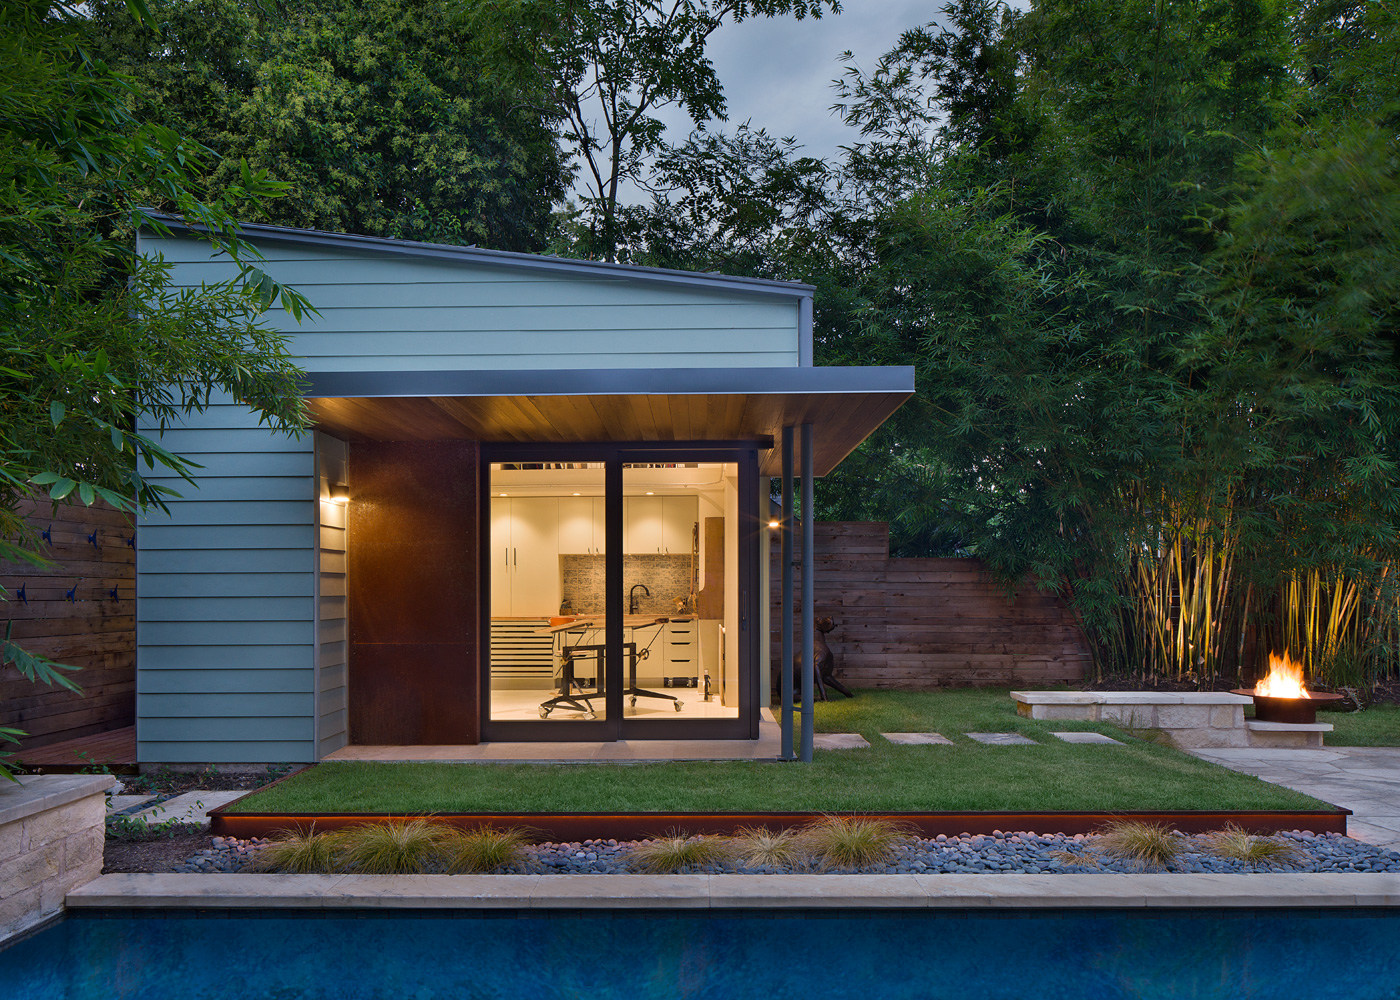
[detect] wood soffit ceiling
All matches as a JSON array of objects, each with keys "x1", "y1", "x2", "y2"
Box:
[{"x1": 308, "y1": 390, "x2": 911, "y2": 477}]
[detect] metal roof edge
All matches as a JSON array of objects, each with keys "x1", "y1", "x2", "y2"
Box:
[
  {"x1": 141, "y1": 211, "x2": 817, "y2": 299},
  {"x1": 303, "y1": 366, "x2": 916, "y2": 400}
]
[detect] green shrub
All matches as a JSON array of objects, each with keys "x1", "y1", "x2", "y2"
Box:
[
  {"x1": 338, "y1": 819, "x2": 450, "y2": 874},
  {"x1": 255, "y1": 826, "x2": 344, "y2": 873},
  {"x1": 731, "y1": 826, "x2": 809, "y2": 869},
  {"x1": 1205, "y1": 825, "x2": 1301, "y2": 866},
  {"x1": 443, "y1": 825, "x2": 533, "y2": 873},
  {"x1": 626, "y1": 831, "x2": 734, "y2": 873},
  {"x1": 800, "y1": 816, "x2": 910, "y2": 870},
  {"x1": 1096, "y1": 820, "x2": 1182, "y2": 869}
]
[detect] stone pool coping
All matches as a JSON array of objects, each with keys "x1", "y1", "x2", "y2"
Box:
[{"x1": 67, "y1": 872, "x2": 1400, "y2": 910}]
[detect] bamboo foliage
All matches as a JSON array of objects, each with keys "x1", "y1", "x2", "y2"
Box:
[
  {"x1": 1118, "y1": 489, "x2": 1243, "y2": 683},
  {"x1": 1275, "y1": 564, "x2": 1400, "y2": 688}
]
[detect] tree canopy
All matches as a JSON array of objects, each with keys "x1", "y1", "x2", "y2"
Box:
[{"x1": 88, "y1": 0, "x2": 568, "y2": 251}]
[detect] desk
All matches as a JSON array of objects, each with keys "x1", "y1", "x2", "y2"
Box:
[{"x1": 537, "y1": 619, "x2": 683, "y2": 719}]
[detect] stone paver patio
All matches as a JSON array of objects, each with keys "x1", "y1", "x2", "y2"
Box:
[{"x1": 1189, "y1": 746, "x2": 1400, "y2": 850}]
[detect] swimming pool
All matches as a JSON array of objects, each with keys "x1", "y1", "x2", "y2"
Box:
[{"x1": 5, "y1": 909, "x2": 1399, "y2": 999}]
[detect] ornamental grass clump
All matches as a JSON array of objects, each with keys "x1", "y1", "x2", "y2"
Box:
[
  {"x1": 626, "y1": 831, "x2": 734, "y2": 873},
  {"x1": 731, "y1": 826, "x2": 809, "y2": 870},
  {"x1": 1096, "y1": 821, "x2": 1182, "y2": 870},
  {"x1": 338, "y1": 818, "x2": 451, "y2": 874},
  {"x1": 443, "y1": 825, "x2": 534, "y2": 873},
  {"x1": 255, "y1": 826, "x2": 343, "y2": 873},
  {"x1": 1205, "y1": 825, "x2": 1302, "y2": 867},
  {"x1": 801, "y1": 816, "x2": 911, "y2": 870}
]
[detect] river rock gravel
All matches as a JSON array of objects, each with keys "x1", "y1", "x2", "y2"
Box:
[{"x1": 171, "y1": 829, "x2": 1400, "y2": 875}]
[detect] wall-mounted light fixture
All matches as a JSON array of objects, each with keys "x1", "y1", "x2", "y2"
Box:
[{"x1": 328, "y1": 481, "x2": 350, "y2": 504}]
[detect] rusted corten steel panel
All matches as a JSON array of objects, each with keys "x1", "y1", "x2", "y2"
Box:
[{"x1": 347, "y1": 440, "x2": 480, "y2": 745}]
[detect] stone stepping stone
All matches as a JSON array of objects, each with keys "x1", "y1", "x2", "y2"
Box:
[
  {"x1": 813, "y1": 733, "x2": 871, "y2": 750},
  {"x1": 966, "y1": 732, "x2": 1037, "y2": 745},
  {"x1": 131, "y1": 789, "x2": 246, "y2": 829},
  {"x1": 1053, "y1": 731, "x2": 1124, "y2": 745},
  {"x1": 882, "y1": 732, "x2": 953, "y2": 746},
  {"x1": 106, "y1": 794, "x2": 156, "y2": 815}
]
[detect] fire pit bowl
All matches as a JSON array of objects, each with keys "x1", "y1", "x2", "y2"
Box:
[{"x1": 1230, "y1": 689, "x2": 1344, "y2": 725}]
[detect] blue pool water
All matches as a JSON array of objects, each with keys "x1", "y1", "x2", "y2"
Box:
[{"x1": 5, "y1": 909, "x2": 1399, "y2": 1000}]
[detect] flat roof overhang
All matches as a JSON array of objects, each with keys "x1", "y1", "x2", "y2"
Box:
[{"x1": 305, "y1": 366, "x2": 914, "y2": 476}]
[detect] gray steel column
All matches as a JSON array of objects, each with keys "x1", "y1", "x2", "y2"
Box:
[
  {"x1": 800, "y1": 422, "x2": 815, "y2": 763},
  {"x1": 780, "y1": 426, "x2": 794, "y2": 760}
]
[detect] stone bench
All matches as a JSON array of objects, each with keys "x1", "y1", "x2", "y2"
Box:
[
  {"x1": 1, "y1": 774, "x2": 110, "y2": 944},
  {"x1": 1010, "y1": 691, "x2": 1254, "y2": 748}
]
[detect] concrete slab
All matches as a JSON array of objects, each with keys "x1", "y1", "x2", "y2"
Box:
[
  {"x1": 106, "y1": 794, "x2": 156, "y2": 815},
  {"x1": 132, "y1": 790, "x2": 246, "y2": 828},
  {"x1": 1052, "y1": 732, "x2": 1123, "y2": 745},
  {"x1": 881, "y1": 733, "x2": 953, "y2": 746},
  {"x1": 1012, "y1": 691, "x2": 1252, "y2": 706},
  {"x1": 966, "y1": 733, "x2": 1037, "y2": 746},
  {"x1": 67, "y1": 872, "x2": 1400, "y2": 911},
  {"x1": 0, "y1": 774, "x2": 112, "y2": 827},
  {"x1": 812, "y1": 733, "x2": 871, "y2": 750}
]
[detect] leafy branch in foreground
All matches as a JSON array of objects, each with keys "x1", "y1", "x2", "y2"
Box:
[{"x1": 1, "y1": 0, "x2": 314, "y2": 778}]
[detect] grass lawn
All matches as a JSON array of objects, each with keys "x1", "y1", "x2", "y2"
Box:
[
  {"x1": 1320, "y1": 703, "x2": 1400, "y2": 746},
  {"x1": 229, "y1": 688, "x2": 1333, "y2": 815}
]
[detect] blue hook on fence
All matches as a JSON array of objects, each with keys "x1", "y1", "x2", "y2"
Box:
[
  {"x1": 126, "y1": 535, "x2": 135, "y2": 549},
  {"x1": 16, "y1": 584, "x2": 26, "y2": 604},
  {"x1": 109, "y1": 587, "x2": 119, "y2": 601},
  {"x1": 65, "y1": 584, "x2": 77, "y2": 603},
  {"x1": 41, "y1": 525, "x2": 51, "y2": 544},
  {"x1": 88, "y1": 531, "x2": 99, "y2": 549}
]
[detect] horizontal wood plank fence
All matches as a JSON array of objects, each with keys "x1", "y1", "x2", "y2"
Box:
[
  {"x1": 1, "y1": 499, "x2": 135, "y2": 747},
  {"x1": 771, "y1": 522, "x2": 1089, "y2": 689}
]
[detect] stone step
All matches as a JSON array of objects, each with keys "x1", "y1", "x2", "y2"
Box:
[
  {"x1": 1052, "y1": 732, "x2": 1123, "y2": 745},
  {"x1": 812, "y1": 733, "x2": 870, "y2": 750},
  {"x1": 105, "y1": 794, "x2": 156, "y2": 815},
  {"x1": 129, "y1": 790, "x2": 246, "y2": 829}
]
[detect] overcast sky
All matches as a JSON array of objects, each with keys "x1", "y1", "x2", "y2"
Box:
[{"x1": 604, "y1": 0, "x2": 942, "y2": 204}]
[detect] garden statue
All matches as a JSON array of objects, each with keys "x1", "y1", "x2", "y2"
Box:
[{"x1": 793, "y1": 616, "x2": 854, "y2": 701}]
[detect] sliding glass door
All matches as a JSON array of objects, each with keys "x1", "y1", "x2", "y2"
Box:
[{"x1": 480, "y1": 445, "x2": 758, "y2": 742}]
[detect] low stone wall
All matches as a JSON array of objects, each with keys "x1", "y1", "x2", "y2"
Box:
[
  {"x1": 1012, "y1": 692, "x2": 1253, "y2": 748},
  {"x1": 0, "y1": 774, "x2": 110, "y2": 942}
]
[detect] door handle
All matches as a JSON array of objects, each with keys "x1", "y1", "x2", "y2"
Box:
[{"x1": 513, "y1": 547, "x2": 517, "y2": 567}]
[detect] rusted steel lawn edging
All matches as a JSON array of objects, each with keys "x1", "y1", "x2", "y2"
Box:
[{"x1": 209, "y1": 807, "x2": 1351, "y2": 840}]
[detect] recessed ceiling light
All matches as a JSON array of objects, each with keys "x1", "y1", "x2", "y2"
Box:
[
  {"x1": 645, "y1": 492, "x2": 654, "y2": 495},
  {"x1": 498, "y1": 493, "x2": 507, "y2": 497},
  {"x1": 572, "y1": 493, "x2": 581, "y2": 496}
]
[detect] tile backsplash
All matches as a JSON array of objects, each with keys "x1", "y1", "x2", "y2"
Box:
[{"x1": 560, "y1": 554, "x2": 694, "y2": 616}]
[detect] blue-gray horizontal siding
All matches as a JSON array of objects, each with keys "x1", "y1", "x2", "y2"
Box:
[
  {"x1": 144, "y1": 236, "x2": 803, "y2": 372},
  {"x1": 137, "y1": 398, "x2": 316, "y2": 763},
  {"x1": 315, "y1": 433, "x2": 349, "y2": 759}
]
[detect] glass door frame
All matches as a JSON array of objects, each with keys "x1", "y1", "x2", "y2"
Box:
[{"x1": 479, "y1": 441, "x2": 761, "y2": 742}]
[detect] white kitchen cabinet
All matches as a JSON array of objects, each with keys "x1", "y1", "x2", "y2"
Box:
[
  {"x1": 490, "y1": 499, "x2": 512, "y2": 616},
  {"x1": 624, "y1": 496, "x2": 665, "y2": 553},
  {"x1": 491, "y1": 497, "x2": 560, "y2": 616},
  {"x1": 662, "y1": 496, "x2": 697, "y2": 555},
  {"x1": 558, "y1": 497, "x2": 597, "y2": 554}
]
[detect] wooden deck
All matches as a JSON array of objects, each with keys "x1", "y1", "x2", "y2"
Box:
[{"x1": 13, "y1": 725, "x2": 137, "y2": 774}]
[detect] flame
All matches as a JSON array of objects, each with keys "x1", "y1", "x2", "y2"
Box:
[{"x1": 1256, "y1": 652, "x2": 1310, "y2": 699}]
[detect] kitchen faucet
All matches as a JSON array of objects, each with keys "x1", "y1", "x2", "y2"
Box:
[{"x1": 629, "y1": 583, "x2": 650, "y2": 614}]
